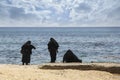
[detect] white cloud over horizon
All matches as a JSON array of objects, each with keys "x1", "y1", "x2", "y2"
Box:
[{"x1": 0, "y1": 0, "x2": 120, "y2": 27}]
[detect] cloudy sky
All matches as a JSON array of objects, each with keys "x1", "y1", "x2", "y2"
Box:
[{"x1": 0, "y1": 0, "x2": 120, "y2": 27}]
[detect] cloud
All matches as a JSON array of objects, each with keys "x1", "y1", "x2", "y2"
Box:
[{"x1": 0, "y1": 0, "x2": 120, "y2": 27}]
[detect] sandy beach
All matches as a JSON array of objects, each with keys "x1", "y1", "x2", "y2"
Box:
[{"x1": 0, "y1": 63, "x2": 119, "y2": 80}]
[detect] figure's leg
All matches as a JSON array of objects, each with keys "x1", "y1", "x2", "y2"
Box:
[
  {"x1": 26, "y1": 55, "x2": 31, "y2": 65},
  {"x1": 53, "y1": 52, "x2": 56, "y2": 62},
  {"x1": 22, "y1": 55, "x2": 25, "y2": 65},
  {"x1": 50, "y1": 50, "x2": 56, "y2": 63},
  {"x1": 26, "y1": 63, "x2": 28, "y2": 65},
  {"x1": 50, "y1": 52, "x2": 53, "y2": 62},
  {"x1": 22, "y1": 62, "x2": 24, "y2": 65}
]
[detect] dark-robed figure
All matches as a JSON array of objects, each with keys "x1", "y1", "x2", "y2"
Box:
[
  {"x1": 48, "y1": 38, "x2": 59, "y2": 63},
  {"x1": 20, "y1": 41, "x2": 36, "y2": 65},
  {"x1": 63, "y1": 49, "x2": 82, "y2": 63}
]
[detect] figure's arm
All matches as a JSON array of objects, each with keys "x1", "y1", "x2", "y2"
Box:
[{"x1": 32, "y1": 45, "x2": 36, "y2": 49}]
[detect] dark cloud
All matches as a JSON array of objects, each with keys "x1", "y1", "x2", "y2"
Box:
[
  {"x1": 6, "y1": 0, "x2": 12, "y2": 4},
  {"x1": 9, "y1": 7, "x2": 25, "y2": 19},
  {"x1": 108, "y1": 7, "x2": 120, "y2": 20},
  {"x1": 53, "y1": 0, "x2": 62, "y2": 3},
  {"x1": 0, "y1": 3, "x2": 38, "y2": 20},
  {"x1": 76, "y1": 3, "x2": 92, "y2": 13},
  {"x1": 0, "y1": 5, "x2": 9, "y2": 19}
]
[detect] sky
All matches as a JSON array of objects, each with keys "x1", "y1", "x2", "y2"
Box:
[{"x1": 0, "y1": 0, "x2": 120, "y2": 27}]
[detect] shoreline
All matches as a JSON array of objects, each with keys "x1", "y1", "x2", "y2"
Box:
[{"x1": 0, "y1": 63, "x2": 120, "y2": 80}]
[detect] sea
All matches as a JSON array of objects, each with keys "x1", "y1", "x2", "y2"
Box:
[{"x1": 0, "y1": 27, "x2": 120, "y2": 64}]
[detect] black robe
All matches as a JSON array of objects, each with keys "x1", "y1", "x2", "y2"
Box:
[
  {"x1": 63, "y1": 50, "x2": 82, "y2": 63},
  {"x1": 48, "y1": 38, "x2": 59, "y2": 62},
  {"x1": 21, "y1": 44, "x2": 35, "y2": 63}
]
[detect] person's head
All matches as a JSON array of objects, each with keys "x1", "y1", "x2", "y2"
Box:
[
  {"x1": 26, "y1": 40, "x2": 31, "y2": 45},
  {"x1": 50, "y1": 38, "x2": 54, "y2": 41}
]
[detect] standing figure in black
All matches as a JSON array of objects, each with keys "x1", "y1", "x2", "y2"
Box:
[
  {"x1": 48, "y1": 38, "x2": 59, "y2": 63},
  {"x1": 20, "y1": 41, "x2": 36, "y2": 65}
]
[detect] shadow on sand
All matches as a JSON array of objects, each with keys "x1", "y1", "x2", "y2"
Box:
[{"x1": 39, "y1": 63, "x2": 120, "y2": 74}]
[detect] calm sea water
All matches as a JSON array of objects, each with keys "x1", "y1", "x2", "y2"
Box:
[{"x1": 0, "y1": 27, "x2": 120, "y2": 64}]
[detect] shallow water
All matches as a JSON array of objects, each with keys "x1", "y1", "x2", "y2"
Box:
[{"x1": 0, "y1": 27, "x2": 120, "y2": 64}]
